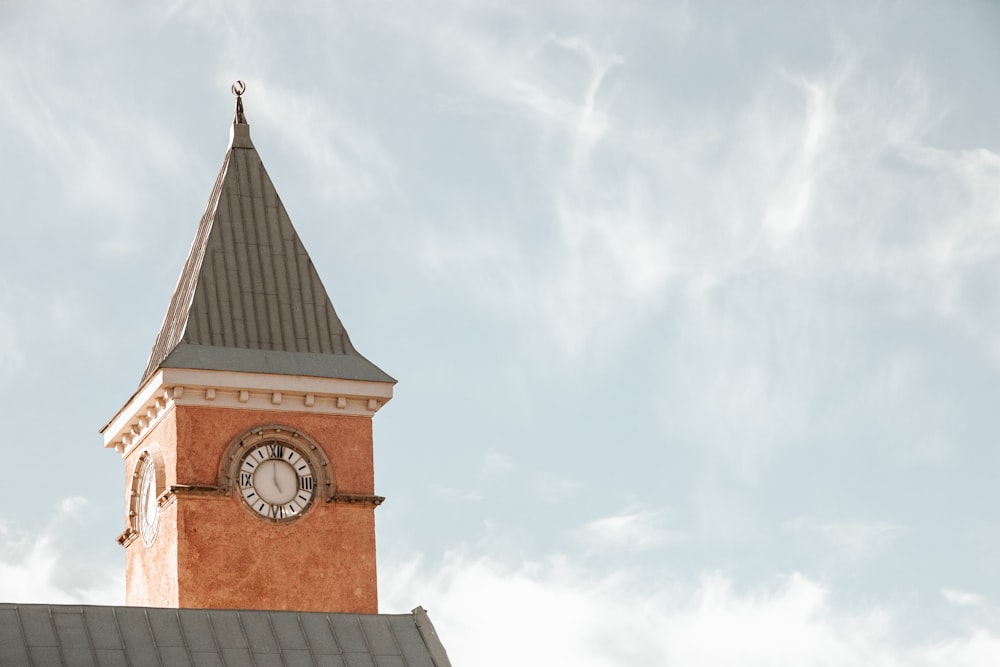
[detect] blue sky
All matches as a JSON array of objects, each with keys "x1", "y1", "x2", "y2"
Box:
[{"x1": 2, "y1": 2, "x2": 1000, "y2": 664}]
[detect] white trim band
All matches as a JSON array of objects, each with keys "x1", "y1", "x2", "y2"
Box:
[{"x1": 102, "y1": 368, "x2": 393, "y2": 457}]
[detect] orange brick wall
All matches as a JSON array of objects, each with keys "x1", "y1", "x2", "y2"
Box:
[
  {"x1": 123, "y1": 404, "x2": 379, "y2": 613},
  {"x1": 174, "y1": 494, "x2": 377, "y2": 612},
  {"x1": 173, "y1": 406, "x2": 375, "y2": 494},
  {"x1": 124, "y1": 411, "x2": 179, "y2": 608}
]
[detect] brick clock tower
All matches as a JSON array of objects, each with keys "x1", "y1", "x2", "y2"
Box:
[{"x1": 101, "y1": 83, "x2": 395, "y2": 614}]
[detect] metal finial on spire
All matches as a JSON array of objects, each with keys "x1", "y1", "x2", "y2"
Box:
[{"x1": 232, "y1": 80, "x2": 247, "y2": 125}]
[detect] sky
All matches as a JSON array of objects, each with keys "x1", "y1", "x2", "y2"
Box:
[{"x1": 1, "y1": 1, "x2": 1000, "y2": 665}]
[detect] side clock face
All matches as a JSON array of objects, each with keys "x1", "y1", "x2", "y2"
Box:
[
  {"x1": 136, "y1": 455, "x2": 159, "y2": 546},
  {"x1": 238, "y1": 441, "x2": 316, "y2": 521}
]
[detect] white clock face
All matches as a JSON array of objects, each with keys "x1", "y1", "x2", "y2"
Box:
[
  {"x1": 238, "y1": 441, "x2": 316, "y2": 521},
  {"x1": 137, "y1": 455, "x2": 159, "y2": 546}
]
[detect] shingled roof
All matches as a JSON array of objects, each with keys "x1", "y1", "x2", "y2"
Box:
[
  {"x1": 141, "y1": 92, "x2": 394, "y2": 388},
  {"x1": 0, "y1": 603, "x2": 452, "y2": 667}
]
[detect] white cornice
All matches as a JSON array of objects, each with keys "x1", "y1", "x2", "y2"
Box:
[{"x1": 101, "y1": 368, "x2": 393, "y2": 457}]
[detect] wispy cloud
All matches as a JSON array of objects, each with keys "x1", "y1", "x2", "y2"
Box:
[
  {"x1": 432, "y1": 20, "x2": 623, "y2": 156},
  {"x1": 248, "y1": 80, "x2": 398, "y2": 206},
  {"x1": 942, "y1": 588, "x2": 985, "y2": 608},
  {"x1": 483, "y1": 450, "x2": 515, "y2": 474},
  {"x1": 0, "y1": 280, "x2": 96, "y2": 387},
  {"x1": 430, "y1": 484, "x2": 485, "y2": 503},
  {"x1": 0, "y1": 65, "x2": 136, "y2": 224},
  {"x1": 786, "y1": 518, "x2": 908, "y2": 563},
  {"x1": 409, "y1": 11, "x2": 1000, "y2": 388},
  {"x1": 0, "y1": 280, "x2": 26, "y2": 385},
  {"x1": 0, "y1": 26, "x2": 202, "y2": 257},
  {"x1": 760, "y1": 72, "x2": 840, "y2": 248},
  {"x1": 577, "y1": 506, "x2": 683, "y2": 551}
]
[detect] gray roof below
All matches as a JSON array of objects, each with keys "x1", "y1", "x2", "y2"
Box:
[{"x1": 0, "y1": 603, "x2": 452, "y2": 667}]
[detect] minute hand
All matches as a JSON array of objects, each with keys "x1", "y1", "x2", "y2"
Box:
[{"x1": 272, "y1": 461, "x2": 282, "y2": 493}]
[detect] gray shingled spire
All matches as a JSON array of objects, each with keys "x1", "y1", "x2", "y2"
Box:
[{"x1": 141, "y1": 84, "x2": 394, "y2": 387}]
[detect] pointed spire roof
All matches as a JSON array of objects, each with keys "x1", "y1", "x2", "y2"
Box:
[{"x1": 140, "y1": 83, "x2": 393, "y2": 387}]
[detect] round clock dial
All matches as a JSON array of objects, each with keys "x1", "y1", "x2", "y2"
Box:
[
  {"x1": 136, "y1": 455, "x2": 159, "y2": 546},
  {"x1": 238, "y1": 440, "x2": 316, "y2": 521}
]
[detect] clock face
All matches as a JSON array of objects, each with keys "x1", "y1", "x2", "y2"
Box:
[
  {"x1": 136, "y1": 455, "x2": 159, "y2": 546},
  {"x1": 238, "y1": 440, "x2": 316, "y2": 521}
]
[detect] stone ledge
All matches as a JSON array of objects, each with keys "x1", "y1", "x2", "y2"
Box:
[
  {"x1": 116, "y1": 527, "x2": 138, "y2": 547},
  {"x1": 329, "y1": 493, "x2": 386, "y2": 507}
]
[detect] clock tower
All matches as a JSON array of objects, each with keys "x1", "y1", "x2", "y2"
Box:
[{"x1": 101, "y1": 83, "x2": 395, "y2": 613}]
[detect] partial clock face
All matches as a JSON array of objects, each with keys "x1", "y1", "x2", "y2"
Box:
[
  {"x1": 238, "y1": 440, "x2": 316, "y2": 521},
  {"x1": 137, "y1": 455, "x2": 159, "y2": 546}
]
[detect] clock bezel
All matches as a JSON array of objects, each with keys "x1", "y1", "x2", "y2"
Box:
[
  {"x1": 237, "y1": 439, "x2": 317, "y2": 521},
  {"x1": 220, "y1": 425, "x2": 333, "y2": 523},
  {"x1": 131, "y1": 450, "x2": 162, "y2": 547}
]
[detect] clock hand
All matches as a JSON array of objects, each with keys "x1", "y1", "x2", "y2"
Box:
[{"x1": 272, "y1": 461, "x2": 282, "y2": 493}]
